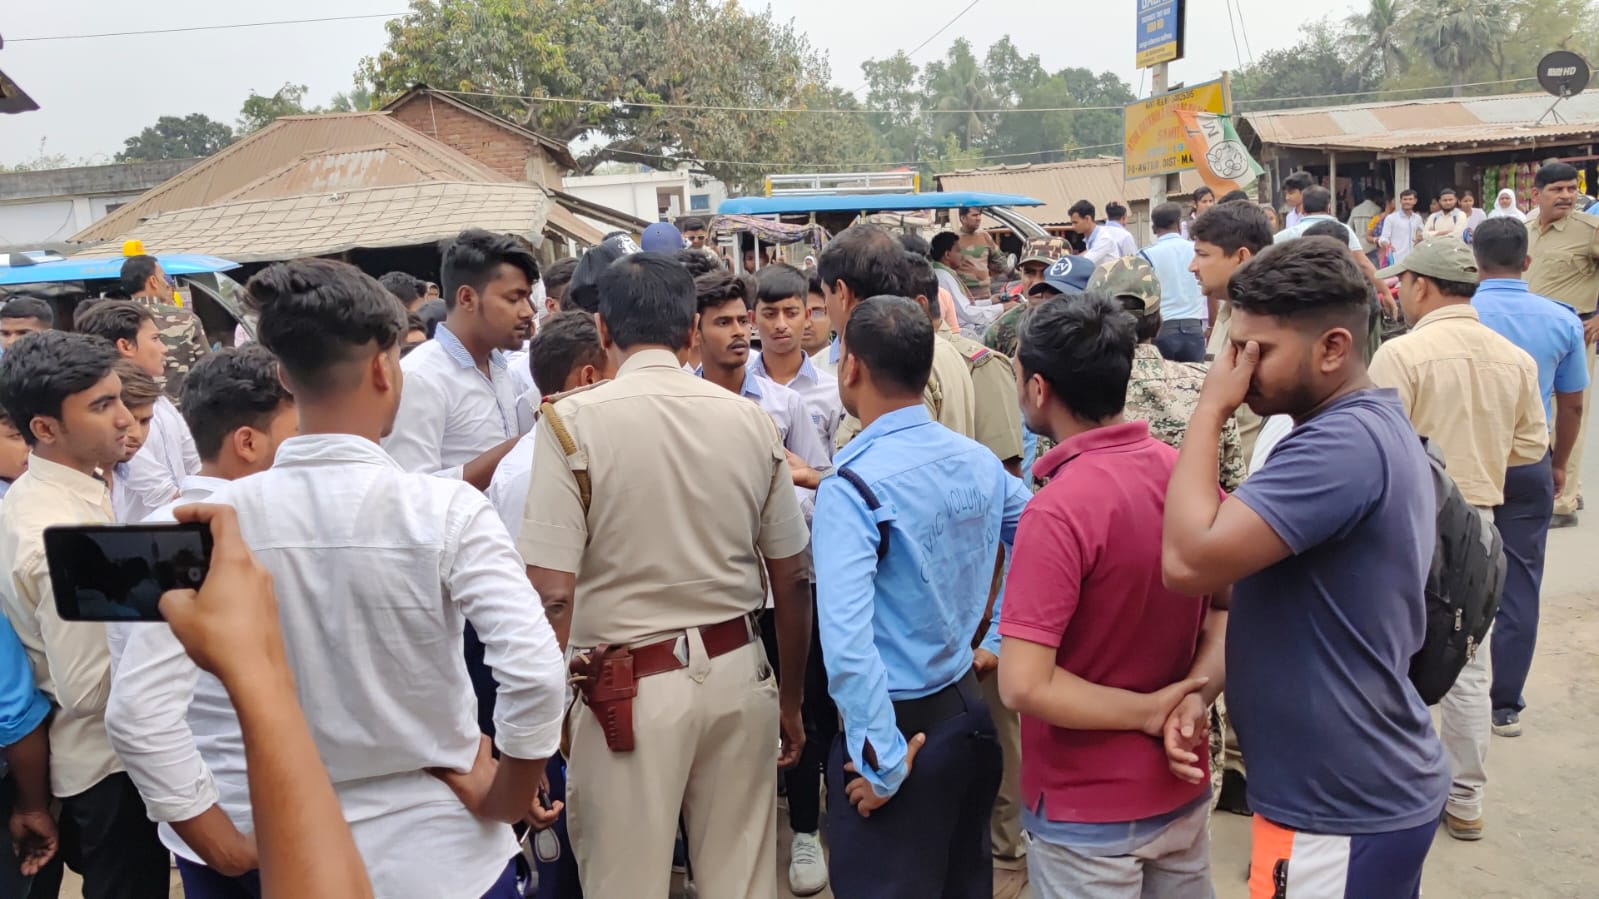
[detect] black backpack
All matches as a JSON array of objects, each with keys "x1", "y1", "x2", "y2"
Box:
[{"x1": 1409, "y1": 437, "x2": 1506, "y2": 705}]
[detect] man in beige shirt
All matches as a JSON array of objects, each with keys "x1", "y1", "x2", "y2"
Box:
[
  {"x1": 1370, "y1": 238, "x2": 1547, "y2": 843},
  {"x1": 1525, "y1": 161, "x2": 1599, "y2": 522},
  {"x1": 0, "y1": 331, "x2": 168, "y2": 897},
  {"x1": 521, "y1": 253, "x2": 812, "y2": 899}
]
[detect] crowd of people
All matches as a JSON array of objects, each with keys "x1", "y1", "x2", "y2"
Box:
[{"x1": 0, "y1": 159, "x2": 1594, "y2": 899}]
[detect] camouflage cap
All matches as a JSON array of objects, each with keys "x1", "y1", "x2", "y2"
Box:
[
  {"x1": 1019, "y1": 236, "x2": 1069, "y2": 266},
  {"x1": 1089, "y1": 255, "x2": 1162, "y2": 317}
]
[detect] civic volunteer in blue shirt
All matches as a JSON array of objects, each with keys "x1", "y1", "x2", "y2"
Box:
[
  {"x1": 1470, "y1": 217, "x2": 1589, "y2": 736},
  {"x1": 1, "y1": 614, "x2": 55, "y2": 885},
  {"x1": 812, "y1": 295, "x2": 1030, "y2": 899},
  {"x1": 1140, "y1": 201, "x2": 1208, "y2": 362}
]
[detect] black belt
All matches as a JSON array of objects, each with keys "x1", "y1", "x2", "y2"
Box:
[
  {"x1": 1580, "y1": 311, "x2": 1596, "y2": 321},
  {"x1": 891, "y1": 671, "x2": 979, "y2": 740}
]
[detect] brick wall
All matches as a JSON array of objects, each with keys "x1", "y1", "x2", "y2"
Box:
[{"x1": 390, "y1": 96, "x2": 562, "y2": 186}]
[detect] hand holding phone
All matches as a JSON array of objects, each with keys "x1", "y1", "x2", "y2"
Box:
[{"x1": 46, "y1": 523, "x2": 212, "y2": 622}]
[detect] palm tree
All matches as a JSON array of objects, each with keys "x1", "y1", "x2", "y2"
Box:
[
  {"x1": 1404, "y1": 0, "x2": 1501, "y2": 96},
  {"x1": 923, "y1": 39, "x2": 996, "y2": 152},
  {"x1": 1346, "y1": 0, "x2": 1410, "y2": 80}
]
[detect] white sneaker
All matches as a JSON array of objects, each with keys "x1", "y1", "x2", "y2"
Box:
[{"x1": 788, "y1": 831, "x2": 828, "y2": 896}]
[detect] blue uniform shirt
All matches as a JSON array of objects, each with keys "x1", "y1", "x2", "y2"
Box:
[
  {"x1": 1138, "y1": 234, "x2": 1206, "y2": 322},
  {"x1": 813, "y1": 405, "x2": 1029, "y2": 797},
  {"x1": 1472, "y1": 277, "x2": 1590, "y2": 423},
  {"x1": 0, "y1": 614, "x2": 49, "y2": 748}
]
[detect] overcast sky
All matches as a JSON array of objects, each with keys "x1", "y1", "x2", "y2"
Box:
[{"x1": 0, "y1": 1, "x2": 1362, "y2": 166}]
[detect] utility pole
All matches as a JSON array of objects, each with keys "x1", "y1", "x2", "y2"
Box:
[{"x1": 1149, "y1": 61, "x2": 1169, "y2": 208}]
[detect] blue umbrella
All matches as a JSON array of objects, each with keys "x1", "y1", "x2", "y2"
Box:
[{"x1": 0, "y1": 254, "x2": 240, "y2": 287}]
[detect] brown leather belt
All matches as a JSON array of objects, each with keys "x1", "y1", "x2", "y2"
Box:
[{"x1": 569, "y1": 614, "x2": 758, "y2": 753}]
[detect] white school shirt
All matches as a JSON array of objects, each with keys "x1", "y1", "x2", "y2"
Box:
[
  {"x1": 1105, "y1": 221, "x2": 1139, "y2": 257},
  {"x1": 383, "y1": 324, "x2": 522, "y2": 478},
  {"x1": 108, "y1": 434, "x2": 565, "y2": 898},
  {"x1": 117, "y1": 396, "x2": 199, "y2": 522},
  {"x1": 1379, "y1": 211, "x2": 1425, "y2": 264},
  {"x1": 747, "y1": 352, "x2": 844, "y2": 459},
  {"x1": 487, "y1": 429, "x2": 537, "y2": 544},
  {"x1": 695, "y1": 368, "x2": 832, "y2": 472},
  {"x1": 105, "y1": 475, "x2": 232, "y2": 864}
]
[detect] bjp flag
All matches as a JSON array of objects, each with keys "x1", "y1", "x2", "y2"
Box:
[{"x1": 1174, "y1": 109, "x2": 1264, "y2": 195}]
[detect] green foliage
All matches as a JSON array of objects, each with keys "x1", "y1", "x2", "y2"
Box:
[
  {"x1": 329, "y1": 84, "x2": 375, "y2": 113},
  {"x1": 238, "y1": 83, "x2": 313, "y2": 134},
  {"x1": 0, "y1": 139, "x2": 80, "y2": 173},
  {"x1": 115, "y1": 114, "x2": 235, "y2": 162}
]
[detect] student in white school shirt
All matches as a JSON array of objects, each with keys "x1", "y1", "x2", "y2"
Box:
[
  {"x1": 75, "y1": 301, "x2": 200, "y2": 520},
  {"x1": 487, "y1": 312, "x2": 613, "y2": 538},
  {"x1": 133, "y1": 259, "x2": 565, "y2": 899},
  {"x1": 383, "y1": 228, "x2": 537, "y2": 490},
  {"x1": 747, "y1": 264, "x2": 846, "y2": 455},
  {"x1": 106, "y1": 345, "x2": 298, "y2": 894}
]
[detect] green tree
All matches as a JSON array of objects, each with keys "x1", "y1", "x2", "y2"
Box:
[
  {"x1": 0, "y1": 138, "x2": 78, "y2": 172},
  {"x1": 923, "y1": 39, "x2": 996, "y2": 151},
  {"x1": 1231, "y1": 22, "x2": 1379, "y2": 109},
  {"x1": 358, "y1": 0, "x2": 864, "y2": 191},
  {"x1": 860, "y1": 51, "x2": 927, "y2": 164},
  {"x1": 238, "y1": 83, "x2": 313, "y2": 133},
  {"x1": 115, "y1": 113, "x2": 234, "y2": 162},
  {"x1": 1345, "y1": 0, "x2": 1410, "y2": 80},
  {"x1": 329, "y1": 84, "x2": 375, "y2": 113},
  {"x1": 1403, "y1": 0, "x2": 1500, "y2": 95}
]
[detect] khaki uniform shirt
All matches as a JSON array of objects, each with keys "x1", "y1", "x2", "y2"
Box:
[
  {"x1": 1527, "y1": 211, "x2": 1599, "y2": 315},
  {"x1": 939, "y1": 322, "x2": 1023, "y2": 463},
  {"x1": 0, "y1": 454, "x2": 122, "y2": 796},
  {"x1": 1125, "y1": 344, "x2": 1247, "y2": 491},
  {"x1": 130, "y1": 295, "x2": 211, "y2": 403},
  {"x1": 833, "y1": 332, "x2": 976, "y2": 451},
  {"x1": 518, "y1": 349, "x2": 810, "y2": 647},
  {"x1": 1369, "y1": 304, "x2": 1548, "y2": 507}
]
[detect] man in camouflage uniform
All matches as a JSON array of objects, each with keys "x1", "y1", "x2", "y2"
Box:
[{"x1": 119, "y1": 255, "x2": 211, "y2": 402}]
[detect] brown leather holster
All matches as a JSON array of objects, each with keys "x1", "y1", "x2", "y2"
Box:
[{"x1": 568, "y1": 644, "x2": 638, "y2": 752}]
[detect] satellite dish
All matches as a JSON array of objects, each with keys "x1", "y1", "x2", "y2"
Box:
[{"x1": 1537, "y1": 51, "x2": 1590, "y2": 98}]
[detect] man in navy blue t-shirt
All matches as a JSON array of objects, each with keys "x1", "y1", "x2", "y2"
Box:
[{"x1": 1162, "y1": 237, "x2": 1449, "y2": 899}]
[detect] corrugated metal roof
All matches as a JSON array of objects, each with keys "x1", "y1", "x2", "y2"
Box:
[
  {"x1": 1243, "y1": 90, "x2": 1599, "y2": 154},
  {"x1": 73, "y1": 113, "x2": 510, "y2": 243},
  {"x1": 91, "y1": 182, "x2": 551, "y2": 262},
  {"x1": 936, "y1": 158, "x2": 1204, "y2": 225},
  {"x1": 220, "y1": 144, "x2": 495, "y2": 202},
  {"x1": 544, "y1": 202, "x2": 606, "y2": 246}
]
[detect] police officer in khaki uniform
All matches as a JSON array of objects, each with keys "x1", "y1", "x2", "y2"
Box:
[{"x1": 519, "y1": 253, "x2": 813, "y2": 899}]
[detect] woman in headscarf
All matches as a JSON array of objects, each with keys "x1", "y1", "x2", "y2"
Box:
[{"x1": 1489, "y1": 188, "x2": 1521, "y2": 218}]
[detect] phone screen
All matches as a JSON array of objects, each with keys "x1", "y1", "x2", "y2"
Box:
[{"x1": 45, "y1": 523, "x2": 212, "y2": 622}]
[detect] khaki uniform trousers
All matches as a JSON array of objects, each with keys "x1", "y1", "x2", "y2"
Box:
[
  {"x1": 566, "y1": 632, "x2": 778, "y2": 899},
  {"x1": 1554, "y1": 347, "x2": 1596, "y2": 516},
  {"x1": 978, "y1": 673, "x2": 1025, "y2": 862}
]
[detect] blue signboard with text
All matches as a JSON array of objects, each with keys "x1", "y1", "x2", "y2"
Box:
[{"x1": 1136, "y1": 0, "x2": 1184, "y2": 69}]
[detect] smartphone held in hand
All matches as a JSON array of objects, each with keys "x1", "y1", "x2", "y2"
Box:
[{"x1": 44, "y1": 522, "x2": 213, "y2": 622}]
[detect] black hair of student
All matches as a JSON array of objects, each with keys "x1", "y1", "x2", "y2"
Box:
[
  {"x1": 1405, "y1": 271, "x2": 1478, "y2": 300},
  {"x1": 678, "y1": 216, "x2": 707, "y2": 232},
  {"x1": 1400, "y1": 188, "x2": 1418, "y2": 200},
  {"x1": 1068, "y1": 199, "x2": 1096, "y2": 220},
  {"x1": 0, "y1": 297, "x2": 54, "y2": 327},
  {"x1": 817, "y1": 224, "x2": 909, "y2": 301},
  {"x1": 1302, "y1": 220, "x2": 1348, "y2": 242},
  {"x1": 247, "y1": 258, "x2": 406, "y2": 400},
  {"x1": 118, "y1": 255, "x2": 161, "y2": 298},
  {"x1": 1227, "y1": 237, "x2": 1372, "y2": 341},
  {"x1": 929, "y1": 231, "x2": 960, "y2": 263},
  {"x1": 181, "y1": 345, "x2": 293, "y2": 461},
  {"x1": 417, "y1": 299, "x2": 448, "y2": 338},
  {"x1": 1019, "y1": 291, "x2": 1135, "y2": 421},
  {"x1": 1438, "y1": 188, "x2": 1457, "y2": 199},
  {"x1": 1106, "y1": 201, "x2": 1128, "y2": 222},
  {"x1": 544, "y1": 257, "x2": 579, "y2": 296},
  {"x1": 902, "y1": 253, "x2": 941, "y2": 321},
  {"x1": 1217, "y1": 189, "x2": 1251, "y2": 205},
  {"x1": 598, "y1": 252, "x2": 697, "y2": 351},
  {"x1": 675, "y1": 248, "x2": 723, "y2": 280},
  {"x1": 806, "y1": 269, "x2": 824, "y2": 298},
  {"x1": 1152, "y1": 202, "x2": 1183, "y2": 232},
  {"x1": 842, "y1": 295, "x2": 933, "y2": 398},
  {"x1": 1301, "y1": 186, "x2": 1333, "y2": 215},
  {"x1": 694, "y1": 269, "x2": 758, "y2": 314},
  {"x1": 75, "y1": 299, "x2": 153, "y2": 347},
  {"x1": 0, "y1": 331, "x2": 120, "y2": 446},
  {"x1": 1283, "y1": 171, "x2": 1314, "y2": 192},
  {"x1": 1472, "y1": 217, "x2": 1531, "y2": 273},
  {"x1": 440, "y1": 229, "x2": 540, "y2": 310},
  {"x1": 1192, "y1": 186, "x2": 1215, "y2": 203},
  {"x1": 528, "y1": 311, "x2": 605, "y2": 397},
  {"x1": 1365, "y1": 188, "x2": 1387, "y2": 205},
  {"x1": 898, "y1": 232, "x2": 932, "y2": 258},
  {"x1": 1190, "y1": 201, "x2": 1274, "y2": 256},
  {"x1": 378, "y1": 271, "x2": 424, "y2": 306},
  {"x1": 405, "y1": 311, "x2": 426, "y2": 334},
  {"x1": 1534, "y1": 162, "x2": 1580, "y2": 189},
  {"x1": 113, "y1": 359, "x2": 161, "y2": 409},
  {"x1": 755, "y1": 263, "x2": 810, "y2": 305}
]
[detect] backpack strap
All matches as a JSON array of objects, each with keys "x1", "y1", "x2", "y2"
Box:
[
  {"x1": 539, "y1": 400, "x2": 591, "y2": 515},
  {"x1": 835, "y1": 467, "x2": 892, "y2": 560}
]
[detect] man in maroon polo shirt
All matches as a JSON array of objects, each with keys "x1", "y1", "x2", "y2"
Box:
[{"x1": 997, "y1": 292, "x2": 1227, "y2": 898}]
